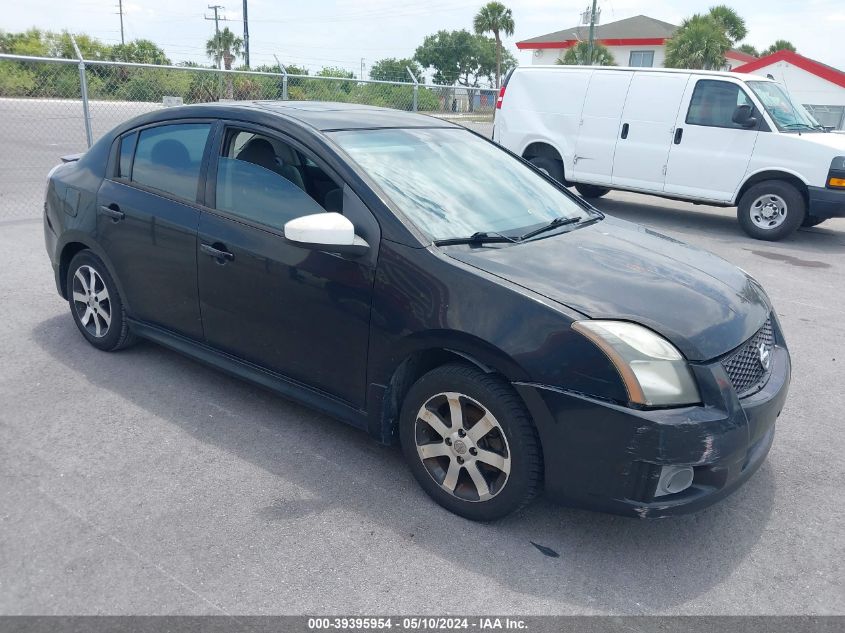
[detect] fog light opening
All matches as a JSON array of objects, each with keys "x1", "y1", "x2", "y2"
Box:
[{"x1": 655, "y1": 465, "x2": 694, "y2": 497}]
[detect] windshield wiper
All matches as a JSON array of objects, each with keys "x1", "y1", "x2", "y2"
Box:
[
  {"x1": 434, "y1": 231, "x2": 519, "y2": 246},
  {"x1": 781, "y1": 122, "x2": 816, "y2": 131},
  {"x1": 518, "y1": 216, "x2": 581, "y2": 241}
]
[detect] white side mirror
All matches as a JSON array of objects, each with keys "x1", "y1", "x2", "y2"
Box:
[
  {"x1": 284, "y1": 212, "x2": 370, "y2": 257},
  {"x1": 285, "y1": 212, "x2": 355, "y2": 246}
]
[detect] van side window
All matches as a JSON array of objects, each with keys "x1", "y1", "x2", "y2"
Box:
[
  {"x1": 132, "y1": 123, "x2": 212, "y2": 201},
  {"x1": 214, "y1": 129, "x2": 344, "y2": 231},
  {"x1": 686, "y1": 80, "x2": 754, "y2": 129}
]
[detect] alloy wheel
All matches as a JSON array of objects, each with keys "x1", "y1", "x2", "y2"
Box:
[
  {"x1": 71, "y1": 265, "x2": 112, "y2": 338},
  {"x1": 414, "y1": 392, "x2": 511, "y2": 502}
]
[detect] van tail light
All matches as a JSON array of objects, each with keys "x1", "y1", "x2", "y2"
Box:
[{"x1": 496, "y1": 85, "x2": 506, "y2": 109}]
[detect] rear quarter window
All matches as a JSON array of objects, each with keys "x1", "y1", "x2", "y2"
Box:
[{"x1": 131, "y1": 123, "x2": 211, "y2": 201}]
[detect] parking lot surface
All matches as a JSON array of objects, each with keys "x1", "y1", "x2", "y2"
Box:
[{"x1": 1, "y1": 110, "x2": 844, "y2": 615}]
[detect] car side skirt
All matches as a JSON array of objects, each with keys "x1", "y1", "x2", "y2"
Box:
[{"x1": 128, "y1": 319, "x2": 370, "y2": 431}]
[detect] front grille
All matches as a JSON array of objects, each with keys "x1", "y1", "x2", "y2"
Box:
[{"x1": 722, "y1": 318, "x2": 774, "y2": 397}]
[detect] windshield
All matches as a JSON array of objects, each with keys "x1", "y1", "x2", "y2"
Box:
[
  {"x1": 747, "y1": 81, "x2": 822, "y2": 132},
  {"x1": 329, "y1": 128, "x2": 592, "y2": 241}
]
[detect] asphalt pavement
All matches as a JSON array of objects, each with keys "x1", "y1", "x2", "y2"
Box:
[{"x1": 0, "y1": 98, "x2": 843, "y2": 615}]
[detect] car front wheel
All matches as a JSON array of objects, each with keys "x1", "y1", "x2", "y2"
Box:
[
  {"x1": 737, "y1": 180, "x2": 805, "y2": 241},
  {"x1": 67, "y1": 250, "x2": 135, "y2": 351},
  {"x1": 399, "y1": 364, "x2": 542, "y2": 521}
]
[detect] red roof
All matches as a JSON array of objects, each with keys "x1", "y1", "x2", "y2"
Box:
[{"x1": 733, "y1": 50, "x2": 845, "y2": 89}]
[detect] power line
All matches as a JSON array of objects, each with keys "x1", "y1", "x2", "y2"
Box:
[{"x1": 204, "y1": 4, "x2": 224, "y2": 69}]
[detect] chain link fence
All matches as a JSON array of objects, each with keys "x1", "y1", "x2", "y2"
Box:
[{"x1": 0, "y1": 53, "x2": 497, "y2": 220}]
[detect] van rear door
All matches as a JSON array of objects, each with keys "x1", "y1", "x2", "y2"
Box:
[
  {"x1": 663, "y1": 78, "x2": 758, "y2": 202},
  {"x1": 572, "y1": 70, "x2": 633, "y2": 186},
  {"x1": 611, "y1": 72, "x2": 689, "y2": 191}
]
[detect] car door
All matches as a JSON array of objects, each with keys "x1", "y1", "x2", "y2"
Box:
[
  {"x1": 96, "y1": 121, "x2": 213, "y2": 339},
  {"x1": 611, "y1": 72, "x2": 690, "y2": 191},
  {"x1": 196, "y1": 124, "x2": 379, "y2": 408},
  {"x1": 663, "y1": 78, "x2": 760, "y2": 202},
  {"x1": 572, "y1": 70, "x2": 633, "y2": 186}
]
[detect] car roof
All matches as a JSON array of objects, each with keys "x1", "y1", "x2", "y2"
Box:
[{"x1": 188, "y1": 100, "x2": 460, "y2": 131}]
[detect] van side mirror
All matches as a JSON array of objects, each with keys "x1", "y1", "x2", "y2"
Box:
[
  {"x1": 732, "y1": 104, "x2": 757, "y2": 128},
  {"x1": 284, "y1": 212, "x2": 369, "y2": 257}
]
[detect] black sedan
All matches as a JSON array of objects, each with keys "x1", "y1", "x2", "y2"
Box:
[{"x1": 44, "y1": 102, "x2": 790, "y2": 520}]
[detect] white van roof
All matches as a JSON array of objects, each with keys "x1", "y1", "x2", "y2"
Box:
[{"x1": 514, "y1": 65, "x2": 774, "y2": 84}]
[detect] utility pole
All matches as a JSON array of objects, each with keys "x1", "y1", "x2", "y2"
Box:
[
  {"x1": 587, "y1": 0, "x2": 598, "y2": 65},
  {"x1": 360, "y1": 58, "x2": 365, "y2": 80},
  {"x1": 205, "y1": 5, "x2": 224, "y2": 69},
  {"x1": 242, "y1": 0, "x2": 250, "y2": 68},
  {"x1": 117, "y1": 0, "x2": 125, "y2": 46}
]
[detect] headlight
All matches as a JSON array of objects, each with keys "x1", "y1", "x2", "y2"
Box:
[{"x1": 572, "y1": 320, "x2": 700, "y2": 407}]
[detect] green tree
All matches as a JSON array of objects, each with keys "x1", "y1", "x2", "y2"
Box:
[
  {"x1": 369, "y1": 57, "x2": 423, "y2": 83},
  {"x1": 707, "y1": 5, "x2": 747, "y2": 43},
  {"x1": 206, "y1": 27, "x2": 242, "y2": 99},
  {"x1": 762, "y1": 39, "x2": 796, "y2": 56},
  {"x1": 111, "y1": 39, "x2": 170, "y2": 65},
  {"x1": 736, "y1": 43, "x2": 759, "y2": 57},
  {"x1": 558, "y1": 41, "x2": 615, "y2": 66},
  {"x1": 0, "y1": 29, "x2": 50, "y2": 56},
  {"x1": 415, "y1": 30, "x2": 511, "y2": 88},
  {"x1": 665, "y1": 14, "x2": 731, "y2": 70},
  {"x1": 473, "y1": 1, "x2": 515, "y2": 88}
]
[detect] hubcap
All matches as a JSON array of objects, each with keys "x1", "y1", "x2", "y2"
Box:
[
  {"x1": 750, "y1": 194, "x2": 788, "y2": 230},
  {"x1": 71, "y1": 265, "x2": 112, "y2": 338},
  {"x1": 414, "y1": 392, "x2": 511, "y2": 502}
]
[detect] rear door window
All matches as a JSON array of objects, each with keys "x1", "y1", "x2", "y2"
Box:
[
  {"x1": 117, "y1": 132, "x2": 137, "y2": 178},
  {"x1": 131, "y1": 123, "x2": 211, "y2": 201}
]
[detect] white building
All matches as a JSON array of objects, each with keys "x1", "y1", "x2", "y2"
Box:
[
  {"x1": 516, "y1": 15, "x2": 755, "y2": 70},
  {"x1": 733, "y1": 50, "x2": 845, "y2": 130}
]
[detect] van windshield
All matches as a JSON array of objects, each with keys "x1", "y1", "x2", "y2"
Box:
[
  {"x1": 330, "y1": 128, "x2": 593, "y2": 242},
  {"x1": 747, "y1": 81, "x2": 823, "y2": 132}
]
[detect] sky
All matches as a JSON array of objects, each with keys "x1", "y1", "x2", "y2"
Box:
[{"x1": 4, "y1": 0, "x2": 845, "y2": 81}]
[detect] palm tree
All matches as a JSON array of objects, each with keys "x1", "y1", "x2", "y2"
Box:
[
  {"x1": 707, "y1": 5, "x2": 747, "y2": 44},
  {"x1": 762, "y1": 40, "x2": 796, "y2": 56},
  {"x1": 736, "y1": 43, "x2": 759, "y2": 57},
  {"x1": 473, "y1": 2, "x2": 515, "y2": 88},
  {"x1": 557, "y1": 42, "x2": 615, "y2": 66},
  {"x1": 206, "y1": 27, "x2": 243, "y2": 99},
  {"x1": 665, "y1": 14, "x2": 730, "y2": 70}
]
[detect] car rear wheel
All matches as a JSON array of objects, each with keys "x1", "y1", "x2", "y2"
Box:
[
  {"x1": 399, "y1": 364, "x2": 542, "y2": 521},
  {"x1": 67, "y1": 250, "x2": 135, "y2": 351},
  {"x1": 737, "y1": 180, "x2": 805, "y2": 241},
  {"x1": 575, "y1": 183, "x2": 610, "y2": 199},
  {"x1": 528, "y1": 156, "x2": 565, "y2": 185}
]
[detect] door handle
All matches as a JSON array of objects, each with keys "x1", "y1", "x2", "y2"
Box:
[
  {"x1": 620, "y1": 123, "x2": 629, "y2": 139},
  {"x1": 201, "y1": 243, "x2": 234, "y2": 262},
  {"x1": 98, "y1": 205, "x2": 124, "y2": 221},
  {"x1": 674, "y1": 127, "x2": 684, "y2": 144}
]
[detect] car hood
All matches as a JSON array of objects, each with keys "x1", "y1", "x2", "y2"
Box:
[
  {"x1": 786, "y1": 130, "x2": 845, "y2": 151},
  {"x1": 442, "y1": 217, "x2": 770, "y2": 361}
]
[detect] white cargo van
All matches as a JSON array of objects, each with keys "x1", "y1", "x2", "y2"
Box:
[{"x1": 493, "y1": 65, "x2": 845, "y2": 240}]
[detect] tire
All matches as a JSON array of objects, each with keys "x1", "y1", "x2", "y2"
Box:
[
  {"x1": 528, "y1": 156, "x2": 565, "y2": 185},
  {"x1": 802, "y1": 216, "x2": 827, "y2": 228},
  {"x1": 737, "y1": 180, "x2": 806, "y2": 241},
  {"x1": 66, "y1": 250, "x2": 135, "y2": 352},
  {"x1": 399, "y1": 363, "x2": 543, "y2": 521},
  {"x1": 575, "y1": 183, "x2": 610, "y2": 199}
]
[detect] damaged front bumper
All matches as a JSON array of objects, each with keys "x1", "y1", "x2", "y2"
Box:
[{"x1": 515, "y1": 344, "x2": 791, "y2": 518}]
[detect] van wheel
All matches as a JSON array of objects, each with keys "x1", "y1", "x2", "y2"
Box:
[
  {"x1": 802, "y1": 216, "x2": 826, "y2": 228},
  {"x1": 528, "y1": 156, "x2": 565, "y2": 184},
  {"x1": 575, "y1": 184, "x2": 610, "y2": 199},
  {"x1": 737, "y1": 180, "x2": 805, "y2": 241},
  {"x1": 399, "y1": 364, "x2": 542, "y2": 521}
]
